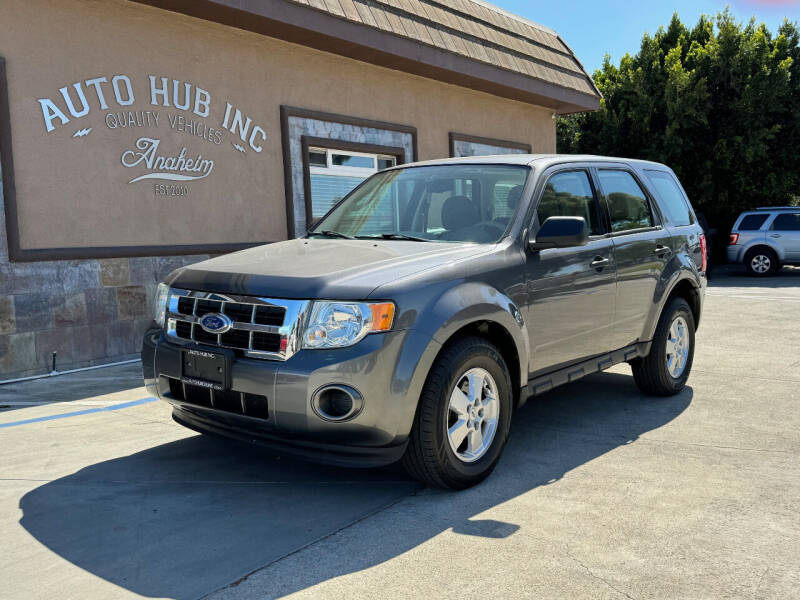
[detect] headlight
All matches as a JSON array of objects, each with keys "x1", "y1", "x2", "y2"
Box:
[
  {"x1": 153, "y1": 283, "x2": 170, "y2": 327},
  {"x1": 302, "y1": 301, "x2": 395, "y2": 349}
]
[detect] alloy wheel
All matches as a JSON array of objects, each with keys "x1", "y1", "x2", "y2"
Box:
[
  {"x1": 751, "y1": 254, "x2": 771, "y2": 274},
  {"x1": 665, "y1": 316, "x2": 690, "y2": 378},
  {"x1": 445, "y1": 368, "x2": 500, "y2": 463}
]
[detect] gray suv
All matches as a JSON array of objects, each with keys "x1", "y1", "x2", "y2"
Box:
[
  {"x1": 727, "y1": 207, "x2": 800, "y2": 276},
  {"x1": 142, "y1": 155, "x2": 706, "y2": 489}
]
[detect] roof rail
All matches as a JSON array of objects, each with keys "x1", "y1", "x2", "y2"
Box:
[{"x1": 755, "y1": 206, "x2": 799, "y2": 211}]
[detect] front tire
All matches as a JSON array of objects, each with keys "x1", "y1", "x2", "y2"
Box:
[
  {"x1": 631, "y1": 298, "x2": 695, "y2": 396},
  {"x1": 401, "y1": 336, "x2": 513, "y2": 490}
]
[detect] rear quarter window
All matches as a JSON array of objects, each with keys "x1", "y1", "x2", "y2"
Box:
[
  {"x1": 737, "y1": 214, "x2": 769, "y2": 231},
  {"x1": 644, "y1": 170, "x2": 694, "y2": 227}
]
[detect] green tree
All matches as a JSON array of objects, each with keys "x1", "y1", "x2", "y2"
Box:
[{"x1": 559, "y1": 11, "x2": 800, "y2": 242}]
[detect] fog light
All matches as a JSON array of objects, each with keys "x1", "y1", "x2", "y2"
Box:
[{"x1": 311, "y1": 385, "x2": 363, "y2": 422}]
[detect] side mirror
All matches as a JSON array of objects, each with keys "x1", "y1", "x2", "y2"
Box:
[{"x1": 529, "y1": 216, "x2": 589, "y2": 251}]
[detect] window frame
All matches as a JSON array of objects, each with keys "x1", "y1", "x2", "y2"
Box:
[
  {"x1": 529, "y1": 166, "x2": 608, "y2": 238},
  {"x1": 300, "y1": 136, "x2": 406, "y2": 225},
  {"x1": 308, "y1": 147, "x2": 398, "y2": 178},
  {"x1": 591, "y1": 166, "x2": 663, "y2": 236}
]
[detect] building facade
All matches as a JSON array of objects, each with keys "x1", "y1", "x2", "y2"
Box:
[{"x1": 0, "y1": 0, "x2": 599, "y2": 379}]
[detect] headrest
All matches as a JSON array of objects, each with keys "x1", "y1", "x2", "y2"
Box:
[
  {"x1": 506, "y1": 185, "x2": 525, "y2": 210},
  {"x1": 441, "y1": 195, "x2": 479, "y2": 231}
]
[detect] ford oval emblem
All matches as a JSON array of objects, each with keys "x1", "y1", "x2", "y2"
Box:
[{"x1": 199, "y1": 313, "x2": 233, "y2": 334}]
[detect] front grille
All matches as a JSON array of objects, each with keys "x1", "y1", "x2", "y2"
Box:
[
  {"x1": 225, "y1": 302, "x2": 255, "y2": 322},
  {"x1": 165, "y1": 376, "x2": 269, "y2": 419},
  {"x1": 177, "y1": 296, "x2": 195, "y2": 315},
  {"x1": 165, "y1": 289, "x2": 309, "y2": 361},
  {"x1": 220, "y1": 329, "x2": 251, "y2": 348},
  {"x1": 175, "y1": 320, "x2": 192, "y2": 339},
  {"x1": 255, "y1": 306, "x2": 285, "y2": 326},
  {"x1": 193, "y1": 326, "x2": 219, "y2": 345},
  {"x1": 253, "y1": 331, "x2": 282, "y2": 352}
]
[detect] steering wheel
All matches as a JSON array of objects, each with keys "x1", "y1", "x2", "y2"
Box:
[
  {"x1": 438, "y1": 220, "x2": 506, "y2": 243},
  {"x1": 476, "y1": 220, "x2": 506, "y2": 236}
]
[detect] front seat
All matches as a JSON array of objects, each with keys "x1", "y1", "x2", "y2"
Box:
[
  {"x1": 440, "y1": 195, "x2": 480, "y2": 238},
  {"x1": 495, "y1": 185, "x2": 525, "y2": 226}
]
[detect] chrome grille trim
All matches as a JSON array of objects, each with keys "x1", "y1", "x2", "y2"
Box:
[{"x1": 165, "y1": 288, "x2": 311, "y2": 361}]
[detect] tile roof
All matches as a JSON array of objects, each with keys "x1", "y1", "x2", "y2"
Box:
[{"x1": 289, "y1": 0, "x2": 600, "y2": 102}]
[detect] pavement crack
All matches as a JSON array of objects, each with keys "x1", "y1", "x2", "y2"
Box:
[
  {"x1": 640, "y1": 437, "x2": 797, "y2": 455},
  {"x1": 564, "y1": 549, "x2": 637, "y2": 600}
]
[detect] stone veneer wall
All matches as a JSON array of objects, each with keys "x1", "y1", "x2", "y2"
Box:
[
  {"x1": 0, "y1": 161, "x2": 209, "y2": 380},
  {"x1": 286, "y1": 116, "x2": 415, "y2": 237},
  {"x1": 452, "y1": 140, "x2": 530, "y2": 158}
]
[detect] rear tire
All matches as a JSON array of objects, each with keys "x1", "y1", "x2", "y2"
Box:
[
  {"x1": 401, "y1": 336, "x2": 513, "y2": 490},
  {"x1": 744, "y1": 247, "x2": 779, "y2": 276},
  {"x1": 631, "y1": 298, "x2": 695, "y2": 396}
]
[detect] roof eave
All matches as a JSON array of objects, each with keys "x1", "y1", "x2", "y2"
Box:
[{"x1": 133, "y1": 0, "x2": 601, "y2": 114}]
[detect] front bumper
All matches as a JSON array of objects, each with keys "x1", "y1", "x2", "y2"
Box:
[{"x1": 142, "y1": 325, "x2": 437, "y2": 467}]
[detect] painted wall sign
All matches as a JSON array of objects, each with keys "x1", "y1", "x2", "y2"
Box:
[
  {"x1": 35, "y1": 74, "x2": 266, "y2": 191},
  {"x1": 4, "y1": 52, "x2": 284, "y2": 255}
]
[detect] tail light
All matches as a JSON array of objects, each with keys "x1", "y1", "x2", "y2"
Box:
[
  {"x1": 729, "y1": 233, "x2": 739, "y2": 245},
  {"x1": 699, "y1": 234, "x2": 707, "y2": 272}
]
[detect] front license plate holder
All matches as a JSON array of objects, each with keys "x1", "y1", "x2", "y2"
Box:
[{"x1": 181, "y1": 347, "x2": 233, "y2": 391}]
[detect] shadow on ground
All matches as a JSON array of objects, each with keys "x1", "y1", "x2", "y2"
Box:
[
  {"x1": 0, "y1": 362, "x2": 145, "y2": 411},
  {"x1": 709, "y1": 264, "x2": 800, "y2": 287},
  {"x1": 19, "y1": 371, "x2": 691, "y2": 599}
]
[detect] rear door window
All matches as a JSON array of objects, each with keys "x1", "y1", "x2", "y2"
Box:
[
  {"x1": 737, "y1": 214, "x2": 769, "y2": 231},
  {"x1": 537, "y1": 170, "x2": 601, "y2": 235},
  {"x1": 644, "y1": 170, "x2": 693, "y2": 226},
  {"x1": 772, "y1": 213, "x2": 800, "y2": 231},
  {"x1": 597, "y1": 170, "x2": 655, "y2": 232}
]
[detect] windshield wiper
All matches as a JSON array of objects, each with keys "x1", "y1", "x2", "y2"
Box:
[
  {"x1": 311, "y1": 230, "x2": 354, "y2": 239},
  {"x1": 370, "y1": 233, "x2": 429, "y2": 242}
]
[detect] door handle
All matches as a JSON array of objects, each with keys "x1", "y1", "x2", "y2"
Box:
[
  {"x1": 590, "y1": 256, "x2": 610, "y2": 269},
  {"x1": 655, "y1": 245, "x2": 672, "y2": 256},
  {"x1": 769, "y1": 234, "x2": 782, "y2": 238}
]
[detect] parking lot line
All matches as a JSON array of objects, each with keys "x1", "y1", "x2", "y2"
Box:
[{"x1": 0, "y1": 397, "x2": 157, "y2": 429}]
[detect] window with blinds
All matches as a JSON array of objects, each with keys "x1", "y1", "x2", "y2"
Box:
[{"x1": 308, "y1": 148, "x2": 397, "y2": 219}]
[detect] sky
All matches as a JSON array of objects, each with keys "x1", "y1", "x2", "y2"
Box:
[{"x1": 490, "y1": 0, "x2": 800, "y2": 73}]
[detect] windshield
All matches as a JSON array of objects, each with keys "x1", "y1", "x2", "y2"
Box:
[{"x1": 308, "y1": 164, "x2": 530, "y2": 244}]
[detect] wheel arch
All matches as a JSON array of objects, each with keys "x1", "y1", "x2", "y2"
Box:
[
  {"x1": 432, "y1": 320, "x2": 524, "y2": 408},
  {"x1": 744, "y1": 243, "x2": 783, "y2": 264},
  {"x1": 410, "y1": 282, "x2": 529, "y2": 408},
  {"x1": 665, "y1": 279, "x2": 702, "y2": 329},
  {"x1": 644, "y1": 272, "x2": 703, "y2": 340}
]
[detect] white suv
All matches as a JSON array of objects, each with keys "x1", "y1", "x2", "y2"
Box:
[{"x1": 727, "y1": 207, "x2": 800, "y2": 276}]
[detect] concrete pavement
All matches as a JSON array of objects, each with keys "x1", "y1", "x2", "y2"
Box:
[{"x1": 1, "y1": 267, "x2": 798, "y2": 599}]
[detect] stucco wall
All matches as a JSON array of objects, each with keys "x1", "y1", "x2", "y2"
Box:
[
  {"x1": 1, "y1": 0, "x2": 554, "y2": 252},
  {"x1": 0, "y1": 0, "x2": 556, "y2": 379}
]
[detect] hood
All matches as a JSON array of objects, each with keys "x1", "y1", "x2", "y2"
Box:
[{"x1": 169, "y1": 238, "x2": 490, "y2": 299}]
